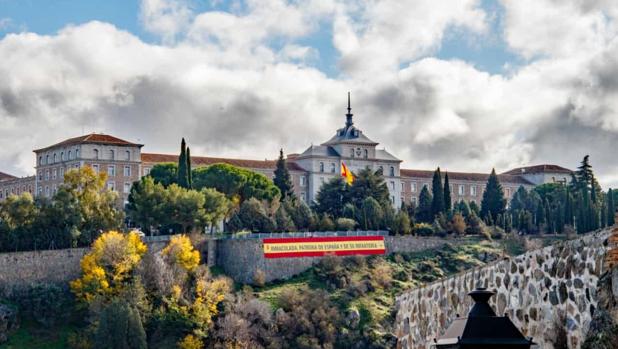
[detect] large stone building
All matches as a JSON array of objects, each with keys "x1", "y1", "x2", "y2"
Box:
[{"x1": 0, "y1": 97, "x2": 572, "y2": 207}]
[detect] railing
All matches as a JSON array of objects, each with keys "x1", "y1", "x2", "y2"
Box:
[{"x1": 213, "y1": 230, "x2": 389, "y2": 240}]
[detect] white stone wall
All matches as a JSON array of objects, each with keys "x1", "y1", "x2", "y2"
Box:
[{"x1": 394, "y1": 230, "x2": 611, "y2": 349}]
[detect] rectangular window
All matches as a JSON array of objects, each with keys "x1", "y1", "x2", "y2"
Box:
[
  {"x1": 458, "y1": 185, "x2": 465, "y2": 196},
  {"x1": 124, "y1": 182, "x2": 131, "y2": 193},
  {"x1": 52, "y1": 168, "x2": 57, "y2": 180},
  {"x1": 390, "y1": 181, "x2": 395, "y2": 190},
  {"x1": 45, "y1": 170, "x2": 49, "y2": 181},
  {"x1": 411, "y1": 182, "x2": 417, "y2": 192},
  {"x1": 470, "y1": 185, "x2": 477, "y2": 196},
  {"x1": 92, "y1": 164, "x2": 99, "y2": 173},
  {"x1": 108, "y1": 165, "x2": 115, "y2": 177},
  {"x1": 60, "y1": 167, "x2": 65, "y2": 178},
  {"x1": 107, "y1": 181, "x2": 115, "y2": 191},
  {"x1": 300, "y1": 176, "x2": 306, "y2": 187},
  {"x1": 38, "y1": 171, "x2": 43, "y2": 181},
  {"x1": 401, "y1": 182, "x2": 405, "y2": 191},
  {"x1": 124, "y1": 166, "x2": 131, "y2": 177}
]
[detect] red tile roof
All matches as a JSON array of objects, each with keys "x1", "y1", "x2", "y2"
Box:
[
  {"x1": 34, "y1": 133, "x2": 143, "y2": 152},
  {"x1": 400, "y1": 169, "x2": 534, "y2": 185},
  {"x1": 502, "y1": 164, "x2": 572, "y2": 175},
  {"x1": 141, "y1": 153, "x2": 306, "y2": 172},
  {"x1": 0, "y1": 171, "x2": 16, "y2": 182}
]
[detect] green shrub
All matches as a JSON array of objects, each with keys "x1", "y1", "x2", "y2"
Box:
[
  {"x1": 336, "y1": 218, "x2": 356, "y2": 231},
  {"x1": 412, "y1": 223, "x2": 434, "y2": 236},
  {"x1": 13, "y1": 283, "x2": 71, "y2": 328}
]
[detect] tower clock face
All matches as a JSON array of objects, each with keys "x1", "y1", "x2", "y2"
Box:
[{"x1": 356, "y1": 148, "x2": 362, "y2": 156}]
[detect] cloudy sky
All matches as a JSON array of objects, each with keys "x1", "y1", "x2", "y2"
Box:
[{"x1": 1, "y1": 0, "x2": 617, "y2": 188}]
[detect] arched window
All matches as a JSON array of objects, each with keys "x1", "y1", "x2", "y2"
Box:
[
  {"x1": 75, "y1": 149, "x2": 79, "y2": 158},
  {"x1": 60, "y1": 152, "x2": 64, "y2": 161},
  {"x1": 94, "y1": 149, "x2": 99, "y2": 159},
  {"x1": 319, "y1": 162, "x2": 324, "y2": 172},
  {"x1": 45, "y1": 155, "x2": 49, "y2": 164},
  {"x1": 53, "y1": 154, "x2": 57, "y2": 163},
  {"x1": 330, "y1": 163, "x2": 336, "y2": 173},
  {"x1": 109, "y1": 150, "x2": 115, "y2": 160},
  {"x1": 364, "y1": 149, "x2": 368, "y2": 158},
  {"x1": 126, "y1": 150, "x2": 131, "y2": 161},
  {"x1": 68, "y1": 150, "x2": 72, "y2": 160},
  {"x1": 390, "y1": 166, "x2": 395, "y2": 177},
  {"x1": 39, "y1": 156, "x2": 43, "y2": 165}
]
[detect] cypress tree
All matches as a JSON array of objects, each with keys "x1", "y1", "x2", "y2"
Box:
[
  {"x1": 608, "y1": 188, "x2": 615, "y2": 226},
  {"x1": 416, "y1": 185, "x2": 433, "y2": 223},
  {"x1": 186, "y1": 147, "x2": 192, "y2": 189},
  {"x1": 431, "y1": 167, "x2": 444, "y2": 217},
  {"x1": 177, "y1": 138, "x2": 189, "y2": 188},
  {"x1": 443, "y1": 172, "x2": 452, "y2": 213},
  {"x1": 480, "y1": 168, "x2": 506, "y2": 224},
  {"x1": 273, "y1": 149, "x2": 295, "y2": 200}
]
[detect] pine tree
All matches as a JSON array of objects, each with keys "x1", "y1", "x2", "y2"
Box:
[
  {"x1": 431, "y1": 167, "x2": 444, "y2": 217},
  {"x1": 186, "y1": 147, "x2": 192, "y2": 189},
  {"x1": 576, "y1": 155, "x2": 594, "y2": 189},
  {"x1": 177, "y1": 138, "x2": 189, "y2": 188},
  {"x1": 608, "y1": 188, "x2": 615, "y2": 226},
  {"x1": 273, "y1": 149, "x2": 295, "y2": 200},
  {"x1": 443, "y1": 172, "x2": 452, "y2": 213},
  {"x1": 416, "y1": 185, "x2": 433, "y2": 223},
  {"x1": 480, "y1": 169, "x2": 506, "y2": 224}
]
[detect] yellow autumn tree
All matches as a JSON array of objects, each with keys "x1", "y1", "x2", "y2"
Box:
[
  {"x1": 162, "y1": 235, "x2": 200, "y2": 272},
  {"x1": 177, "y1": 334, "x2": 203, "y2": 349},
  {"x1": 71, "y1": 230, "x2": 147, "y2": 302}
]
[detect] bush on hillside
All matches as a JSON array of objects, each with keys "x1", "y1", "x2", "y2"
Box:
[
  {"x1": 336, "y1": 218, "x2": 357, "y2": 231},
  {"x1": 412, "y1": 223, "x2": 434, "y2": 236}
]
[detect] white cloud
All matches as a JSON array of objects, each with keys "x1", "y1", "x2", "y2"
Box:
[{"x1": 1, "y1": 0, "x2": 618, "y2": 189}]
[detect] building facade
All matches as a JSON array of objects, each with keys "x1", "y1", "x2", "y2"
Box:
[{"x1": 0, "y1": 97, "x2": 572, "y2": 207}]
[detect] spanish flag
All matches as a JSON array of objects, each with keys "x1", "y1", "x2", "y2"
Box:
[{"x1": 341, "y1": 162, "x2": 354, "y2": 185}]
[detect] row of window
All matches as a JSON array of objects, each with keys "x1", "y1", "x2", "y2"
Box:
[
  {"x1": 38, "y1": 164, "x2": 133, "y2": 181},
  {"x1": 39, "y1": 149, "x2": 133, "y2": 166},
  {"x1": 39, "y1": 149, "x2": 80, "y2": 165},
  {"x1": 37, "y1": 181, "x2": 132, "y2": 198},
  {"x1": 316, "y1": 163, "x2": 398, "y2": 177},
  {"x1": 0, "y1": 186, "x2": 33, "y2": 199}
]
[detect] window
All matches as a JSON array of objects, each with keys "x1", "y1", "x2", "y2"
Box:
[
  {"x1": 45, "y1": 186, "x2": 49, "y2": 197},
  {"x1": 330, "y1": 163, "x2": 336, "y2": 173},
  {"x1": 401, "y1": 182, "x2": 405, "y2": 191},
  {"x1": 38, "y1": 187, "x2": 43, "y2": 195},
  {"x1": 411, "y1": 182, "x2": 417, "y2": 192},
  {"x1": 391, "y1": 196, "x2": 395, "y2": 203},
  {"x1": 125, "y1": 150, "x2": 131, "y2": 161},
  {"x1": 46, "y1": 155, "x2": 49, "y2": 164},
  {"x1": 94, "y1": 149, "x2": 99, "y2": 159},
  {"x1": 390, "y1": 166, "x2": 395, "y2": 177},
  {"x1": 39, "y1": 156, "x2": 43, "y2": 165},
  {"x1": 364, "y1": 149, "x2": 368, "y2": 158},
  {"x1": 506, "y1": 188, "x2": 511, "y2": 197},
  {"x1": 60, "y1": 167, "x2": 65, "y2": 178},
  {"x1": 45, "y1": 170, "x2": 49, "y2": 181},
  {"x1": 319, "y1": 162, "x2": 324, "y2": 172},
  {"x1": 68, "y1": 150, "x2": 72, "y2": 160},
  {"x1": 92, "y1": 164, "x2": 99, "y2": 173},
  {"x1": 60, "y1": 152, "x2": 64, "y2": 161},
  {"x1": 350, "y1": 148, "x2": 354, "y2": 157},
  {"x1": 124, "y1": 165, "x2": 131, "y2": 177},
  {"x1": 300, "y1": 176, "x2": 306, "y2": 187},
  {"x1": 458, "y1": 185, "x2": 465, "y2": 196},
  {"x1": 107, "y1": 181, "x2": 115, "y2": 191},
  {"x1": 378, "y1": 166, "x2": 384, "y2": 174},
  {"x1": 144, "y1": 167, "x2": 151, "y2": 176},
  {"x1": 109, "y1": 150, "x2": 115, "y2": 160},
  {"x1": 470, "y1": 185, "x2": 477, "y2": 196},
  {"x1": 53, "y1": 154, "x2": 57, "y2": 163},
  {"x1": 38, "y1": 171, "x2": 43, "y2": 180},
  {"x1": 52, "y1": 168, "x2": 57, "y2": 180},
  {"x1": 108, "y1": 165, "x2": 115, "y2": 177},
  {"x1": 123, "y1": 182, "x2": 131, "y2": 193},
  {"x1": 75, "y1": 149, "x2": 79, "y2": 158},
  {"x1": 390, "y1": 181, "x2": 395, "y2": 190}
]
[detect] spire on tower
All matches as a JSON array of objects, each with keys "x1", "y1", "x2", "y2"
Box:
[{"x1": 345, "y1": 91, "x2": 354, "y2": 128}]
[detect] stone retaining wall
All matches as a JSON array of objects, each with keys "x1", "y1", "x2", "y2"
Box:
[
  {"x1": 394, "y1": 230, "x2": 611, "y2": 349},
  {"x1": 217, "y1": 236, "x2": 452, "y2": 284}
]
